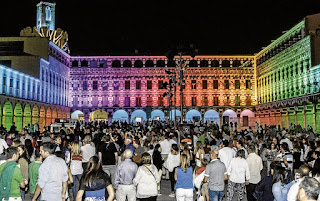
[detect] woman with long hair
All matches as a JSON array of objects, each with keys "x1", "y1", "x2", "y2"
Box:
[
  {"x1": 24, "y1": 139, "x2": 34, "y2": 161},
  {"x1": 272, "y1": 166, "x2": 292, "y2": 201},
  {"x1": 76, "y1": 156, "x2": 115, "y2": 201},
  {"x1": 194, "y1": 141, "x2": 205, "y2": 172},
  {"x1": 134, "y1": 152, "x2": 161, "y2": 201},
  {"x1": 226, "y1": 149, "x2": 250, "y2": 201},
  {"x1": 70, "y1": 141, "x2": 84, "y2": 200},
  {"x1": 164, "y1": 143, "x2": 180, "y2": 197},
  {"x1": 152, "y1": 144, "x2": 163, "y2": 195},
  {"x1": 17, "y1": 144, "x2": 29, "y2": 201},
  {"x1": 174, "y1": 154, "x2": 194, "y2": 201}
]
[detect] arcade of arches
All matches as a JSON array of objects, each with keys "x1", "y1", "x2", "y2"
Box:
[
  {"x1": 0, "y1": 100, "x2": 70, "y2": 132},
  {"x1": 71, "y1": 108, "x2": 256, "y2": 130}
]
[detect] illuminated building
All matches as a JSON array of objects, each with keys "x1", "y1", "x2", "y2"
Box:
[
  {"x1": 1, "y1": 1, "x2": 320, "y2": 132},
  {"x1": 255, "y1": 14, "x2": 320, "y2": 133}
]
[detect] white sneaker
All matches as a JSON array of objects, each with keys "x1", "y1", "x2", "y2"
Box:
[{"x1": 169, "y1": 193, "x2": 175, "y2": 197}]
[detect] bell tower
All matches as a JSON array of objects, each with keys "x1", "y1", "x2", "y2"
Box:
[{"x1": 36, "y1": 1, "x2": 56, "y2": 31}]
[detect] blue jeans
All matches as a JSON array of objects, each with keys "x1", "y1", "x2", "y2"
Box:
[
  {"x1": 209, "y1": 190, "x2": 224, "y2": 201},
  {"x1": 72, "y1": 174, "x2": 82, "y2": 199}
]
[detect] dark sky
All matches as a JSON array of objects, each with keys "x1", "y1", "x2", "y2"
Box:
[{"x1": 1, "y1": 0, "x2": 320, "y2": 56}]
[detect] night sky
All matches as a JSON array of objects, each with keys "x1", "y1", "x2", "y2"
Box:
[{"x1": 1, "y1": 0, "x2": 320, "y2": 56}]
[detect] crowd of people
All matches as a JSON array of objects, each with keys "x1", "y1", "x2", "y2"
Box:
[{"x1": 0, "y1": 120, "x2": 320, "y2": 201}]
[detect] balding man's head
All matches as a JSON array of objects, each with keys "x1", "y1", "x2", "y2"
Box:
[
  {"x1": 299, "y1": 165, "x2": 310, "y2": 178},
  {"x1": 123, "y1": 149, "x2": 133, "y2": 159},
  {"x1": 210, "y1": 149, "x2": 219, "y2": 160}
]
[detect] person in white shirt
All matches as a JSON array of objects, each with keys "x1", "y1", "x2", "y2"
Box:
[
  {"x1": 0, "y1": 134, "x2": 8, "y2": 160},
  {"x1": 81, "y1": 135, "x2": 96, "y2": 171},
  {"x1": 246, "y1": 145, "x2": 263, "y2": 201},
  {"x1": 159, "y1": 134, "x2": 172, "y2": 180},
  {"x1": 287, "y1": 165, "x2": 310, "y2": 201},
  {"x1": 218, "y1": 140, "x2": 235, "y2": 170},
  {"x1": 226, "y1": 149, "x2": 250, "y2": 201},
  {"x1": 280, "y1": 135, "x2": 293, "y2": 151}
]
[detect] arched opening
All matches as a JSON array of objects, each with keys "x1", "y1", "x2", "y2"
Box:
[
  {"x1": 3, "y1": 101, "x2": 13, "y2": 132},
  {"x1": 81, "y1": 60, "x2": 88, "y2": 67},
  {"x1": 222, "y1": 109, "x2": 237, "y2": 128},
  {"x1": 200, "y1": 60, "x2": 208, "y2": 67},
  {"x1": 14, "y1": 103, "x2": 23, "y2": 132},
  {"x1": 186, "y1": 109, "x2": 201, "y2": 122},
  {"x1": 145, "y1": 60, "x2": 154, "y2": 67},
  {"x1": 23, "y1": 104, "x2": 32, "y2": 128},
  {"x1": 233, "y1": 60, "x2": 241, "y2": 67},
  {"x1": 112, "y1": 109, "x2": 129, "y2": 123},
  {"x1": 169, "y1": 109, "x2": 181, "y2": 121},
  {"x1": 32, "y1": 105, "x2": 39, "y2": 125},
  {"x1": 123, "y1": 60, "x2": 132, "y2": 67},
  {"x1": 71, "y1": 60, "x2": 78, "y2": 67},
  {"x1": 240, "y1": 109, "x2": 255, "y2": 129},
  {"x1": 156, "y1": 60, "x2": 165, "y2": 67},
  {"x1": 134, "y1": 60, "x2": 143, "y2": 68},
  {"x1": 46, "y1": 107, "x2": 52, "y2": 126},
  {"x1": 71, "y1": 110, "x2": 84, "y2": 121},
  {"x1": 112, "y1": 60, "x2": 121, "y2": 68},
  {"x1": 189, "y1": 60, "x2": 198, "y2": 67},
  {"x1": 222, "y1": 60, "x2": 230, "y2": 67},
  {"x1": 204, "y1": 109, "x2": 220, "y2": 126},
  {"x1": 89, "y1": 109, "x2": 108, "y2": 122},
  {"x1": 39, "y1": 106, "x2": 46, "y2": 132},
  {"x1": 131, "y1": 109, "x2": 147, "y2": 123},
  {"x1": 90, "y1": 60, "x2": 97, "y2": 68},
  {"x1": 151, "y1": 110, "x2": 165, "y2": 121},
  {"x1": 211, "y1": 60, "x2": 219, "y2": 67},
  {"x1": 57, "y1": 108, "x2": 63, "y2": 118},
  {"x1": 99, "y1": 60, "x2": 107, "y2": 68},
  {"x1": 52, "y1": 108, "x2": 57, "y2": 124}
]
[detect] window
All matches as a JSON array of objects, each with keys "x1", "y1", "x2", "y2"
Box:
[
  {"x1": 73, "y1": 81, "x2": 78, "y2": 90},
  {"x1": 125, "y1": 80, "x2": 130, "y2": 90},
  {"x1": 93, "y1": 81, "x2": 98, "y2": 90},
  {"x1": 136, "y1": 80, "x2": 141, "y2": 90},
  {"x1": 147, "y1": 97, "x2": 153, "y2": 106},
  {"x1": 158, "y1": 80, "x2": 164, "y2": 89},
  {"x1": 136, "y1": 97, "x2": 141, "y2": 107},
  {"x1": 191, "y1": 80, "x2": 197, "y2": 89},
  {"x1": 246, "y1": 96, "x2": 251, "y2": 106},
  {"x1": 202, "y1": 80, "x2": 207, "y2": 89},
  {"x1": 102, "y1": 82, "x2": 108, "y2": 90},
  {"x1": 235, "y1": 95, "x2": 240, "y2": 106},
  {"x1": 202, "y1": 96, "x2": 208, "y2": 106},
  {"x1": 246, "y1": 80, "x2": 251, "y2": 89},
  {"x1": 213, "y1": 80, "x2": 218, "y2": 89},
  {"x1": 213, "y1": 97, "x2": 219, "y2": 106},
  {"x1": 113, "y1": 96, "x2": 119, "y2": 107},
  {"x1": 158, "y1": 97, "x2": 163, "y2": 106},
  {"x1": 125, "y1": 97, "x2": 130, "y2": 107},
  {"x1": 235, "y1": 80, "x2": 240, "y2": 89},
  {"x1": 45, "y1": 6, "x2": 51, "y2": 21},
  {"x1": 147, "y1": 80, "x2": 152, "y2": 89},
  {"x1": 224, "y1": 80, "x2": 229, "y2": 89},
  {"x1": 114, "y1": 81, "x2": 119, "y2": 90},
  {"x1": 83, "y1": 81, "x2": 87, "y2": 90},
  {"x1": 192, "y1": 97, "x2": 197, "y2": 106}
]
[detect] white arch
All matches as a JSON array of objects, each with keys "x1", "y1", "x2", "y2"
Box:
[
  {"x1": 112, "y1": 110, "x2": 129, "y2": 123},
  {"x1": 186, "y1": 109, "x2": 201, "y2": 122},
  {"x1": 222, "y1": 109, "x2": 237, "y2": 124},
  {"x1": 71, "y1": 110, "x2": 84, "y2": 120},
  {"x1": 240, "y1": 109, "x2": 255, "y2": 128},
  {"x1": 131, "y1": 109, "x2": 147, "y2": 123},
  {"x1": 204, "y1": 109, "x2": 220, "y2": 125},
  {"x1": 151, "y1": 110, "x2": 165, "y2": 121},
  {"x1": 169, "y1": 109, "x2": 181, "y2": 121}
]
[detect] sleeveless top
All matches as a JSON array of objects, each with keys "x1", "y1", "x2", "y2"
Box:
[{"x1": 175, "y1": 167, "x2": 194, "y2": 190}]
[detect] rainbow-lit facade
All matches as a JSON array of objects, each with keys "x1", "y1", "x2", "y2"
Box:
[
  {"x1": 256, "y1": 14, "x2": 320, "y2": 133},
  {"x1": 1, "y1": 2, "x2": 320, "y2": 132}
]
